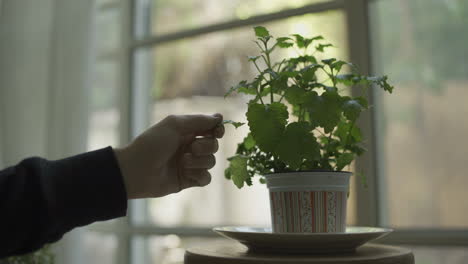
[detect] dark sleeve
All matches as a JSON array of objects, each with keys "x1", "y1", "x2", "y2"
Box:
[{"x1": 0, "y1": 147, "x2": 128, "y2": 258}]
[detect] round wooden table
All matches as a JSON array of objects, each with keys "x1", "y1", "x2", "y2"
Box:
[{"x1": 185, "y1": 242, "x2": 414, "y2": 264}]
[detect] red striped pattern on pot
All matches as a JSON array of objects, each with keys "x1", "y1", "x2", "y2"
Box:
[{"x1": 269, "y1": 191, "x2": 347, "y2": 233}]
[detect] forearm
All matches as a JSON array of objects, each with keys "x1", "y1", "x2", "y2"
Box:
[{"x1": 0, "y1": 147, "x2": 128, "y2": 258}]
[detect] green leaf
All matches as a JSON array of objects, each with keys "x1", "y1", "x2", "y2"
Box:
[
  {"x1": 301, "y1": 64, "x2": 320, "y2": 83},
  {"x1": 284, "y1": 85, "x2": 306, "y2": 105},
  {"x1": 335, "y1": 74, "x2": 355, "y2": 85},
  {"x1": 248, "y1": 55, "x2": 261, "y2": 62},
  {"x1": 247, "y1": 102, "x2": 288, "y2": 153},
  {"x1": 280, "y1": 71, "x2": 299, "y2": 78},
  {"x1": 292, "y1": 34, "x2": 305, "y2": 48},
  {"x1": 364, "y1": 75, "x2": 394, "y2": 93},
  {"x1": 259, "y1": 177, "x2": 266, "y2": 184},
  {"x1": 354, "y1": 96, "x2": 369, "y2": 109},
  {"x1": 243, "y1": 133, "x2": 256, "y2": 150},
  {"x1": 335, "y1": 120, "x2": 362, "y2": 145},
  {"x1": 222, "y1": 120, "x2": 245, "y2": 128},
  {"x1": 304, "y1": 91, "x2": 342, "y2": 133},
  {"x1": 319, "y1": 92, "x2": 342, "y2": 133},
  {"x1": 276, "y1": 37, "x2": 294, "y2": 48},
  {"x1": 319, "y1": 135, "x2": 329, "y2": 145},
  {"x1": 321, "y1": 58, "x2": 337, "y2": 65},
  {"x1": 224, "y1": 167, "x2": 232, "y2": 179},
  {"x1": 272, "y1": 76, "x2": 289, "y2": 95},
  {"x1": 246, "y1": 176, "x2": 253, "y2": 186},
  {"x1": 336, "y1": 153, "x2": 354, "y2": 171},
  {"x1": 316, "y1": 43, "x2": 333, "y2": 52},
  {"x1": 275, "y1": 122, "x2": 320, "y2": 170},
  {"x1": 266, "y1": 69, "x2": 278, "y2": 78},
  {"x1": 259, "y1": 86, "x2": 271, "y2": 97},
  {"x1": 254, "y1": 26, "x2": 270, "y2": 38},
  {"x1": 324, "y1": 86, "x2": 338, "y2": 93},
  {"x1": 331, "y1": 60, "x2": 350, "y2": 72},
  {"x1": 342, "y1": 99, "x2": 363, "y2": 121},
  {"x1": 288, "y1": 55, "x2": 318, "y2": 67},
  {"x1": 382, "y1": 81, "x2": 394, "y2": 93},
  {"x1": 227, "y1": 155, "x2": 249, "y2": 188},
  {"x1": 355, "y1": 171, "x2": 368, "y2": 188},
  {"x1": 335, "y1": 121, "x2": 348, "y2": 143},
  {"x1": 374, "y1": 75, "x2": 394, "y2": 93},
  {"x1": 349, "y1": 144, "x2": 366, "y2": 156},
  {"x1": 225, "y1": 80, "x2": 253, "y2": 98},
  {"x1": 350, "y1": 126, "x2": 362, "y2": 142},
  {"x1": 238, "y1": 86, "x2": 257, "y2": 95},
  {"x1": 311, "y1": 35, "x2": 324, "y2": 42},
  {"x1": 302, "y1": 91, "x2": 321, "y2": 128}
]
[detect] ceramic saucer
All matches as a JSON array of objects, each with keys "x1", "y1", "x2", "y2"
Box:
[{"x1": 213, "y1": 226, "x2": 393, "y2": 254}]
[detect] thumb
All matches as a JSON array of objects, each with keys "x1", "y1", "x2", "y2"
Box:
[{"x1": 177, "y1": 114, "x2": 223, "y2": 135}]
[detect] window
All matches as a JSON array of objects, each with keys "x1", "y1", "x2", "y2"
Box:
[
  {"x1": 87, "y1": 0, "x2": 468, "y2": 263},
  {"x1": 369, "y1": 0, "x2": 468, "y2": 261},
  {"x1": 87, "y1": 0, "x2": 122, "y2": 151},
  {"x1": 370, "y1": 0, "x2": 468, "y2": 229}
]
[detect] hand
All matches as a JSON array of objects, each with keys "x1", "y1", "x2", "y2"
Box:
[{"x1": 114, "y1": 114, "x2": 225, "y2": 199}]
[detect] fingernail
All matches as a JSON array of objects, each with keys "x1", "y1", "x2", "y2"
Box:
[
  {"x1": 213, "y1": 113, "x2": 223, "y2": 121},
  {"x1": 215, "y1": 126, "x2": 224, "y2": 135}
]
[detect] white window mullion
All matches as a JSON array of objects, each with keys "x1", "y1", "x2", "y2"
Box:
[{"x1": 116, "y1": 0, "x2": 134, "y2": 263}]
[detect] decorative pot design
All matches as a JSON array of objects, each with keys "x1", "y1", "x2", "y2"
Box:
[{"x1": 264, "y1": 171, "x2": 351, "y2": 233}]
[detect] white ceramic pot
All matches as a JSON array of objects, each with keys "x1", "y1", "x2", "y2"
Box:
[{"x1": 264, "y1": 171, "x2": 351, "y2": 233}]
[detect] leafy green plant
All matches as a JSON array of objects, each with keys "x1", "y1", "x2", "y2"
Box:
[
  {"x1": 0, "y1": 246, "x2": 54, "y2": 264},
  {"x1": 224, "y1": 26, "x2": 393, "y2": 188}
]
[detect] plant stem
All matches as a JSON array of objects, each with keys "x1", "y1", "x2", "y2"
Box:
[
  {"x1": 343, "y1": 121, "x2": 355, "y2": 147},
  {"x1": 263, "y1": 41, "x2": 275, "y2": 104},
  {"x1": 314, "y1": 128, "x2": 327, "y2": 137},
  {"x1": 254, "y1": 40, "x2": 264, "y2": 51},
  {"x1": 324, "y1": 128, "x2": 334, "y2": 165},
  {"x1": 256, "y1": 89, "x2": 265, "y2": 105},
  {"x1": 276, "y1": 59, "x2": 286, "y2": 71},
  {"x1": 253, "y1": 60, "x2": 263, "y2": 74},
  {"x1": 326, "y1": 130, "x2": 333, "y2": 147},
  {"x1": 298, "y1": 105, "x2": 303, "y2": 121},
  {"x1": 330, "y1": 68, "x2": 336, "y2": 87}
]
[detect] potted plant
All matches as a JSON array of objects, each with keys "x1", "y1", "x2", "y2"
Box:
[{"x1": 224, "y1": 26, "x2": 393, "y2": 233}]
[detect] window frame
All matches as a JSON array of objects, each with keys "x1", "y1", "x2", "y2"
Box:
[{"x1": 90, "y1": 0, "x2": 468, "y2": 263}]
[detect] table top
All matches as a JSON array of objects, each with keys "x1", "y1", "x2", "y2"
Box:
[{"x1": 185, "y1": 242, "x2": 414, "y2": 264}]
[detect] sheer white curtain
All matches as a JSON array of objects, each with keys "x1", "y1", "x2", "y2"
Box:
[{"x1": 0, "y1": 0, "x2": 95, "y2": 263}]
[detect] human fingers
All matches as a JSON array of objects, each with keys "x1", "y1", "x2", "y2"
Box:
[
  {"x1": 182, "y1": 153, "x2": 216, "y2": 169},
  {"x1": 214, "y1": 124, "x2": 225, "y2": 138},
  {"x1": 180, "y1": 169, "x2": 212, "y2": 188},
  {"x1": 165, "y1": 114, "x2": 223, "y2": 135},
  {"x1": 190, "y1": 137, "x2": 219, "y2": 156},
  {"x1": 211, "y1": 114, "x2": 225, "y2": 138},
  {"x1": 195, "y1": 123, "x2": 225, "y2": 138}
]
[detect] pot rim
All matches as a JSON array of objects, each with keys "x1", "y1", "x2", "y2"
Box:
[{"x1": 264, "y1": 170, "x2": 352, "y2": 177}]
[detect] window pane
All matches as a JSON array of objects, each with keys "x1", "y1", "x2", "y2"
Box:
[
  {"x1": 370, "y1": 0, "x2": 468, "y2": 227},
  {"x1": 135, "y1": 0, "x2": 334, "y2": 37},
  {"x1": 88, "y1": 6, "x2": 121, "y2": 151},
  {"x1": 87, "y1": 60, "x2": 120, "y2": 150},
  {"x1": 82, "y1": 232, "x2": 118, "y2": 264},
  {"x1": 95, "y1": 7, "x2": 121, "y2": 54},
  {"x1": 96, "y1": 0, "x2": 119, "y2": 7},
  {"x1": 137, "y1": 11, "x2": 351, "y2": 227}
]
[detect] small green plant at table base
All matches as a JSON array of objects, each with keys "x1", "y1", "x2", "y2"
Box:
[
  {"x1": 224, "y1": 26, "x2": 393, "y2": 188},
  {"x1": 0, "y1": 246, "x2": 54, "y2": 264}
]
